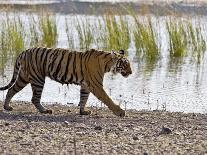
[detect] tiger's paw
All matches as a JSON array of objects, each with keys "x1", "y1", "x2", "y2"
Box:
[
  {"x1": 4, "y1": 105, "x2": 13, "y2": 111},
  {"x1": 40, "y1": 109, "x2": 53, "y2": 114},
  {"x1": 80, "y1": 110, "x2": 91, "y2": 115},
  {"x1": 112, "y1": 106, "x2": 125, "y2": 117}
]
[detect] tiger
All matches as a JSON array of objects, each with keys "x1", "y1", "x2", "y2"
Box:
[{"x1": 0, "y1": 47, "x2": 132, "y2": 117}]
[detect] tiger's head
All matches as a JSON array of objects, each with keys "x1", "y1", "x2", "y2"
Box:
[{"x1": 111, "y1": 50, "x2": 132, "y2": 78}]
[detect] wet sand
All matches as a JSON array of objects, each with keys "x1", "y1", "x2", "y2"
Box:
[{"x1": 0, "y1": 101, "x2": 206, "y2": 154}]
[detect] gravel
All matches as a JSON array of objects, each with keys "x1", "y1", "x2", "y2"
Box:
[{"x1": 0, "y1": 102, "x2": 206, "y2": 154}]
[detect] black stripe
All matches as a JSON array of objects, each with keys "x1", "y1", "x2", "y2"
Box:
[
  {"x1": 68, "y1": 74, "x2": 73, "y2": 83},
  {"x1": 50, "y1": 49, "x2": 59, "y2": 71},
  {"x1": 94, "y1": 76, "x2": 103, "y2": 87},
  {"x1": 83, "y1": 51, "x2": 92, "y2": 75},
  {"x1": 29, "y1": 73, "x2": 44, "y2": 85},
  {"x1": 90, "y1": 78, "x2": 101, "y2": 88},
  {"x1": 30, "y1": 56, "x2": 44, "y2": 83},
  {"x1": 19, "y1": 75, "x2": 28, "y2": 84},
  {"x1": 42, "y1": 49, "x2": 52, "y2": 74},
  {"x1": 61, "y1": 52, "x2": 71, "y2": 82},
  {"x1": 79, "y1": 53, "x2": 84, "y2": 83},
  {"x1": 73, "y1": 53, "x2": 77, "y2": 82},
  {"x1": 31, "y1": 82, "x2": 44, "y2": 88},
  {"x1": 104, "y1": 53, "x2": 111, "y2": 58},
  {"x1": 39, "y1": 47, "x2": 48, "y2": 75},
  {"x1": 53, "y1": 51, "x2": 65, "y2": 79},
  {"x1": 97, "y1": 71, "x2": 103, "y2": 81},
  {"x1": 34, "y1": 47, "x2": 42, "y2": 75},
  {"x1": 104, "y1": 58, "x2": 113, "y2": 72}
]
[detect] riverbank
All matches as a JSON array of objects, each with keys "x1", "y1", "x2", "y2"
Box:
[
  {"x1": 0, "y1": 0, "x2": 207, "y2": 15},
  {"x1": 0, "y1": 101, "x2": 206, "y2": 154}
]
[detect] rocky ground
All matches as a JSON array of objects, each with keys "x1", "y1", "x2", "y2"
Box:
[{"x1": 0, "y1": 102, "x2": 206, "y2": 154}]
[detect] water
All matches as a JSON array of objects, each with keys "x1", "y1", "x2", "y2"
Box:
[{"x1": 1, "y1": 13, "x2": 207, "y2": 113}]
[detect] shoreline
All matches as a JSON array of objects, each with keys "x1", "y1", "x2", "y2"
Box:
[
  {"x1": 0, "y1": 0, "x2": 206, "y2": 15},
  {"x1": 0, "y1": 102, "x2": 206, "y2": 154}
]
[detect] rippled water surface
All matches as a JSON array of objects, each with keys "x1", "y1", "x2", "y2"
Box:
[{"x1": 1, "y1": 13, "x2": 207, "y2": 113}]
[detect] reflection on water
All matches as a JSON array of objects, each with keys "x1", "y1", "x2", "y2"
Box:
[{"x1": 1, "y1": 13, "x2": 207, "y2": 113}]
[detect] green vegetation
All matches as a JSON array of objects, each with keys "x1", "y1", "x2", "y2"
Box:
[
  {"x1": 93, "y1": 17, "x2": 108, "y2": 50},
  {"x1": 104, "y1": 14, "x2": 130, "y2": 51},
  {"x1": 29, "y1": 16, "x2": 41, "y2": 47},
  {"x1": 133, "y1": 16, "x2": 160, "y2": 71},
  {"x1": 166, "y1": 18, "x2": 206, "y2": 71},
  {"x1": 39, "y1": 14, "x2": 58, "y2": 47},
  {"x1": 0, "y1": 22, "x2": 8, "y2": 73},
  {"x1": 0, "y1": 11, "x2": 206, "y2": 75},
  {"x1": 187, "y1": 21, "x2": 206, "y2": 64},
  {"x1": 65, "y1": 18, "x2": 75, "y2": 49},
  {"x1": 166, "y1": 19, "x2": 188, "y2": 58},
  {"x1": 75, "y1": 16, "x2": 93, "y2": 50}
]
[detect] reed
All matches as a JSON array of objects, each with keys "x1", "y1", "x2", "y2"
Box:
[
  {"x1": 133, "y1": 16, "x2": 160, "y2": 70},
  {"x1": 29, "y1": 15, "x2": 41, "y2": 47},
  {"x1": 0, "y1": 22, "x2": 8, "y2": 73},
  {"x1": 187, "y1": 21, "x2": 206, "y2": 64},
  {"x1": 93, "y1": 17, "x2": 108, "y2": 50},
  {"x1": 5, "y1": 15, "x2": 25, "y2": 58},
  {"x1": 166, "y1": 18, "x2": 188, "y2": 58},
  {"x1": 75, "y1": 16, "x2": 93, "y2": 50},
  {"x1": 104, "y1": 14, "x2": 130, "y2": 51},
  {"x1": 65, "y1": 18, "x2": 75, "y2": 49},
  {"x1": 39, "y1": 13, "x2": 58, "y2": 47}
]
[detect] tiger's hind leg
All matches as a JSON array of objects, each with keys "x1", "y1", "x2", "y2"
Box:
[
  {"x1": 79, "y1": 85, "x2": 91, "y2": 115},
  {"x1": 31, "y1": 83, "x2": 52, "y2": 114},
  {"x1": 3, "y1": 75, "x2": 28, "y2": 111}
]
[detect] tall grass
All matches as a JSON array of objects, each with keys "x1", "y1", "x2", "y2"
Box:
[
  {"x1": 187, "y1": 21, "x2": 206, "y2": 64},
  {"x1": 29, "y1": 15, "x2": 41, "y2": 47},
  {"x1": 104, "y1": 14, "x2": 130, "y2": 51},
  {"x1": 93, "y1": 17, "x2": 108, "y2": 50},
  {"x1": 5, "y1": 15, "x2": 25, "y2": 58},
  {"x1": 0, "y1": 13, "x2": 58, "y2": 73},
  {"x1": 39, "y1": 13, "x2": 58, "y2": 47},
  {"x1": 166, "y1": 19, "x2": 188, "y2": 58},
  {"x1": 65, "y1": 18, "x2": 75, "y2": 49},
  {"x1": 0, "y1": 22, "x2": 8, "y2": 73},
  {"x1": 75, "y1": 16, "x2": 93, "y2": 50},
  {"x1": 166, "y1": 18, "x2": 206, "y2": 66},
  {"x1": 0, "y1": 11, "x2": 206, "y2": 75},
  {"x1": 133, "y1": 16, "x2": 160, "y2": 71}
]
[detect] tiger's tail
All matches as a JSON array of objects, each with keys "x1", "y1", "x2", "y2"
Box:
[{"x1": 0, "y1": 56, "x2": 21, "y2": 91}]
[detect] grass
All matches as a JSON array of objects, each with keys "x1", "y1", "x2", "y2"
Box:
[
  {"x1": 133, "y1": 16, "x2": 160, "y2": 71},
  {"x1": 5, "y1": 15, "x2": 25, "y2": 58},
  {"x1": 0, "y1": 12, "x2": 58, "y2": 72},
  {"x1": 166, "y1": 18, "x2": 188, "y2": 58},
  {"x1": 93, "y1": 17, "x2": 108, "y2": 50},
  {"x1": 104, "y1": 14, "x2": 130, "y2": 51},
  {"x1": 166, "y1": 18, "x2": 206, "y2": 68},
  {"x1": 65, "y1": 18, "x2": 75, "y2": 49},
  {"x1": 0, "y1": 22, "x2": 8, "y2": 73},
  {"x1": 75, "y1": 16, "x2": 94, "y2": 50},
  {"x1": 0, "y1": 10, "x2": 206, "y2": 74},
  {"x1": 187, "y1": 20, "x2": 206, "y2": 64},
  {"x1": 29, "y1": 15, "x2": 41, "y2": 47},
  {"x1": 39, "y1": 13, "x2": 58, "y2": 47}
]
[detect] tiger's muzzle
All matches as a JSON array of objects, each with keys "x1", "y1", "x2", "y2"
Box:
[{"x1": 121, "y1": 70, "x2": 132, "y2": 78}]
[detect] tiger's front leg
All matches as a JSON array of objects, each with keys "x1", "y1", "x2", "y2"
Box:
[
  {"x1": 88, "y1": 84, "x2": 125, "y2": 117},
  {"x1": 79, "y1": 85, "x2": 91, "y2": 115}
]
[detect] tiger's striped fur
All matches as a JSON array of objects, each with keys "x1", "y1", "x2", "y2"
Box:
[{"x1": 0, "y1": 47, "x2": 132, "y2": 116}]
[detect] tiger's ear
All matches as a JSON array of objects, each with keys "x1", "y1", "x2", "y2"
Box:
[
  {"x1": 119, "y1": 49, "x2": 125, "y2": 56},
  {"x1": 111, "y1": 49, "x2": 117, "y2": 58}
]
